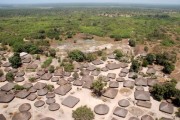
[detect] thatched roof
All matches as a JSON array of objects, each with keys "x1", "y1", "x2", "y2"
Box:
[
  {"x1": 12, "y1": 111, "x2": 31, "y2": 120},
  {"x1": 23, "y1": 83, "x2": 33, "y2": 89},
  {"x1": 123, "y1": 80, "x2": 135, "y2": 88},
  {"x1": 129, "y1": 117, "x2": 140, "y2": 120},
  {"x1": 87, "y1": 65, "x2": 96, "y2": 71},
  {"x1": 137, "y1": 101, "x2": 152, "y2": 108},
  {"x1": 113, "y1": 107, "x2": 128, "y2": 118},
  {"x1": 34, "y1": 100, "x2": 45, "y2": 107},
  {"x1": 82, "y1": 81, "x2": 93, "y2": 89},
  {"x1": 26, "y1": 64, "x2": 38, "y2": 69},
  {"x1": 121, "y1": 68, "x2": 129, "y2": 73},
  {"x1": 15, "y1": 77, "x2": 25, "y2": 82},
  {"x1": 106, "y1": 63, "x2": 121, "y2": 70},
  {"x1": 109, "y1": 81, "x2": 119, "y2": 88},
  {"x1": 116, "y1": 77, "x2": 125, "y2": 82},
  {"x1": 51, "y1": 77, "x2": 59, "y2": 82},
  {"x1": 37, "y1": 89, "x2": 48, "y2": 96},
  {"x1": 119, "y1": 62, "x2": 128, "y2": 68},
  {"x1": 159, "y1": 102, "x2": 174, "y2": 114},
  {"x1": 36, "y1": 70, "x2": 45, "y2": 76},
  {"x1": 34, "y1": 82, "x2": 46, "y2": 90},
  {"x1": 118, "y1": 99, "x2": 130, "y2": 107},
  {"x1": 40, "y1": 117, "x2": 55, "y2": 120},
  {"x1": 147, "y1": 79, "x2": 158, "y2": 87},
  {"x1": 48, "y1": 103, "x2": 60, "y2": 111},
  {"x1": 10, "y1": 69, "x2": 18, "y2": 73},
  {"x1": 16, "y1": 71, "x2": 25, "y2": 77},
  {"x1": 92, "y1": 59, "x2": 103, "y2": 65},
  {"x1": 46, "y1": 98, "x2": 55, "y2": 105},
  {"x1": 83, "y1": 62, "x2": 90, "y2": 68},
  {"x1": 0, "y1": 76, "x2": 6, "y2": 82},
  {"x1": 0, "y1": 114, "x2": 6, "y2": 120},
  {"x1": 1, "y1": 82, "x2": 16, "y2": 92},
  {"x1": 91, "y1": 70, "x2": 100, "y2": 76},
  {"x1": 101, "y1": 67, "x2": 108, "y2": 72},
  {"x1": 101, "y1": 76, "x2": 110, "y2": 82},
  {"x1": 64, "y1": 72, "x2": 71, "y2": 77},
  {"x1": 22, "y1": 58, "x2": 31, "y2": 63},
  {"x1": 28, "y1": 87, "x2": 37, "y2": 93},
  {"x1": 108, "y1": 54, "x2": 116, "y2": 59},
  {"x1": 134, "y1": 90, "x2": 150, "y2": 101},
  {"x1": 119, "y1": 73, "x2": 127, "y2": 77},
  {"x1": 62, "y1": 96, "x2": 80, "y2": 108},
  {"x1": 57, "y1": 79, "x2": 69, "y2": 86},
  {"x1": 67, "y1": 77, "x2": 75, "y2": 82},
  {"x1": 73, "y1": 80, "x2": 83, "y2": 86},
  {"x1": 4, "y1": 68, "x2": 11, "y2": 72},
  {"x1": 2, "y1": 62, "x2": 11, "y2": 67},
  {"x1": 19, "y1": 103, "x2": 31, "y2": 112},
  {"x1": 103, "y1": 88, "x2": 118, "y2": 99},
  {"x1": 54, "y1": 84, "x2": 72, "y2": 96},
  {"x1": 136, "y1": 86, "x2": 144, "y2": 91},
  {"x1": 41, "y1": 73, "x2": 52, "y2": 80},
  {"x1": 0, "y1": 94, "x2": 15, "y2": 103},
  {"x1": 46, "y1": 92, "x2": 55, "y2": 98},
  {"x1": 94, "y1": 104, "x2": 109, "y2": 115},
  {"x1": 81, "y1": 69, "x2": 90, "y2": 76},
  {"x1": 73, "y1": 62, "x2": 82, "y2": 69},
  {"x1": 146, "y1": 68, "x2": 156, "y2": 74},
  {"x1": 161, "y1": 117, "x2": 173, "y2": 120},
  {"x1": 81, "y1": 75, "x2": 94, "y2": 82},
  {"x1": 141, "y1": 115, "x2": 154, "y2": 120},
  {"x1": 135, "y1": 78, "x2": 147, "y2": 86},
  {"x1": 54, "y1": 69, "x2": 64, "y2": 76},
  {"x1": 27, "y1": 93, "x2": 37, "y2": 101},
  {"x1": 128, "y1": 72, "x2": 137, "y2": 78},
  {"x1": 111, "y1": 118, "x2": 118, "y2": 120},
  {"x1": 107, "y1": 73, "x2": 116, "y2": 79},
  {"x1": 16, "y1": 90, "x2": 30, "y2": 99}
]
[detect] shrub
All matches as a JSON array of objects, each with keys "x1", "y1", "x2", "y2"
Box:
[
  {"x1": 163, "y1": 62, "x2": 175, "y2": 74},
  {"x1": 129, "y1": 39, "x2": 136, "y2": 47},
  {"x1": 29, "y1": 77, "x2": 36, "y2": 82},
  {"x1": 91, "y1": 78, "x2": 106, "y2": 96},
  {"x1": 86, "y1": 53, "x2": 97, "y2": 62},
  {"x1": 114, "y1": 50, "x2": 123, "y2": 60},
  {"x1": 14, "y1": 85, "x2": 25, "y2": 90},
  {"x1": 49, "y1": 65, "x2": 55, "y2": 73},
  {"x1": 6, "y1": 72, "x2": 14, "y2": 82},
  {"x1": 146, "y1": 53, "x2": 156, "y2": 65},
  {"x1": 0, "y1": 69, "x2": 4, "y2": 77},
  {"x1": 68, "y1": 50, "x2": 86, "y2": 62},
  {"x1": 9, "y1": 53, "x2": 22, "y2": 68},
  {"x1": 110, "y1": 34, "x2": 122, "y2": 41},
  {"x1": 49, "y1": 49, "x2": 56, "y2": 57},
  {"x1": 45, "y1": 84, "x2": 54, "y2": 92},
  {"x1": 41, "y1": 57, "x2": 52, "y2": 68},
  {"x1": 63, "y1": 63, "x2": 74, "y2": 72},
  {"x1": 101, "y1": 56, "x2": 107, "y2": 61},
  {"x1": 142, "y1": 59, "x2": 148, "y2": 67},
  {"x1": 72, "y1": 106, "x2": 94, "y2": 120},
  {"x1": 130, "y1": 60, "x2": 140, "y2": 73}
]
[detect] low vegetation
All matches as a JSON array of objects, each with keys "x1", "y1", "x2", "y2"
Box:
[
  {"x1": 91, "y1": 77, "x2": 106, "y2": 96},
  {"x1": 6, "y1": 72, "x2": 14, "y2": 82},
  {"x1": 9, "y1": 53, "x2": 22, "y2": 68},
  {"x1": 41, "y1": 57, "x2": 52, "y2": 68}
]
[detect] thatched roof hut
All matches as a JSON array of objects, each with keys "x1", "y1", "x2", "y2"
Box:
[
  {"x1": 48, "y1": 103, "x2": 60, "y2": 111},
  {"x1": 16, "y1": 90, "x2": 30, "y2": 99},
  {"x1": 147, "y1": 79, "x2": 158, "y2": 87},
  {"x1": 34, "y1": 100, "x2": 45, "y2": 107},
  {"x1": 26, "y1": 64, "x2": 38, "y2": 69},
  {"x1": 81, "y1": 75, "x2": 94, "y2": 82},
  {"x1": 119, "y1": 62, "x2": 128, "y2": 68},
  {"x1": 160, "y1": 117, "x2": 173, "y2": 120},
  {"x1": 121, "y1": 68, "x2": 129, "y2": 74},
  {"x1": 22, "y1": 58, "x2": 31, "y2": 63},
  {"x1": 94, "y1": 104, "x2": 109, "y2": 115},
  {"x1": 141, "y1": 115, "x2": 154, "y2": 120},
  {"x1": 81, "y1": 69, "x2": 90, "y2": 76},
  {"x1": 113, "y1": 107, "x2": 128, "y2": 118},
  {"x1": 36, "y1": 70, "x2": 45, "y2": 76},
  {"x1": 0, "y1": 114, "x2": 6, "y2": 120},
  {"x1": 101, "y1": 76, "x2": 110, "y2": 82},
  {"x1": 51, "y1": 77, "x2": 59, "y2": 82},
  {"x1": 87, "y1": 65, "x2": 96, "y2": 71},
  {"x1": 34, "y1": 82, "x2": 46, "y2": 90},
  {"x1": 15, "y1": 77, "x2": 25, "y2": 82},
  {"x1": 116, "y1": 77, "x2": 125, "y2": 82},
  {"x1": 67, "y1": 77, "x2": 75, "y2": 82},
  {"x1": 40, "y1": 117, "x2": 55, "y2": 120},
  {"x1": 28, "y1": 87, "x2": 37, "y2": 93},
  {"x1": 0, "y1": 94, "x2": 15, "y2": 103},
  {"x1": 37, "y1": 89, "x2": 48, "y2": 96},
  {"x1": 41, "y1": 73, "x2": 52, "y2": 80},
  {"x1": 108, "y1": 54, "x2": 116, "y2": 59},
  {"x1": 27, "y1": 93, "x2": 37, "y2": 101},
  {"x1": 54, "y1": 69, "x2": 64, "y2": 76},
  {"x1": 2, "y1": 62, "x2": 11, "y2": 67},
  {"x1": 91, "y1": 70, "x2": 100, "y2": 76},
  {"x1": 118, "y1": 99, "x2": 130, "y2": 107},
  {"x1": 82, "y1": 81, "x2": 93, "y2": 89},
  {"x1": 1, "y1": 82, "x2": 16, "y2": 92},
  {"x1": 12, "y1": 111, "x2": 31, "y2": 120},
  {"x1": 128, "y1": 72, "x2": 137, "y2": 78},
  {"x1": 19, "y1": 103, "x2": 31, "y2": 112},
  {"x1": 134, "y1": 90, "x2": 150, "y2": 101},
  {"x1": 64, "y1": 72, "x2": 71, "y2": 77},
  {"x1": 54, "y1": 84, "x2": 72, "y2": 95},
  {"x1": 101, "y1": 67, "x2": 108, "y2": 72},
  {"x1": 106, "y1": 63, "x2": 121, "y2": 70},
  {"x1": 135, "y1": 78, "x2": 147, "y2": 86},
  {"x1": 73, "y1": 80, "x2": 83, "y2": 86},
  {"x1": 137, "y1": 101, "x2": 151, "y2": 108},
  {"x1": 46, "y1": 92, "x2": 55, "y2": 98},
  {"x1": 16, "y1": 71, "x2": 25, "y2": 77},
  {"x1": 83, "y1": 62, "x2": 89, "y2": 68},
  {"x1": 123, "y1": 80, "x2": 135, "y2": 88},
  {"x1": 57, "y1": 79, "x2": 69, "y2": 86},
  {"x1": 109, "y1": 81, "x2": 119, "y2": 88},
  {"x1": 159, "y1": 102, "x2": 174, "y2": 114},
  {"x1": 129, "y1": 117, "x2": 140, "y2": 120},
  {"x1": 23, "y1": 83, "x2": 33, "y2": 89},
  {"x1": 146, "y1": 68, "x2": 156, "y2": 74},
  {"x1": 136, "y1": 86, "x2": 144, "y2": 91},
  {"x1": 119, "y1": 73, "x2": 127, "y2": 77},
  {"x1": 92, "y1": 60, "x2": 103, "y2": 65},
  {"x1": 62, "y1": 96, "x2": 80, "y2": 108},
  {"x1": 103, "y1": 88, "x2": 118, "y2": 99},
  {"x1": 107, "y1": 73, "x2": 116, "y2": 79},
  {"x1": 0, "y1": 76, "x2": 6, "y2": 82},
  {"x1": 46, "y1": 98, "x2": 55, "y2": 105}
]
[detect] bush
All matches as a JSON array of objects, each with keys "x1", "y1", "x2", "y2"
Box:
[
  {"x1": 68, "y1": 50, "x2": 86, "y2": 62},
  {"x1": 114, "y1": 50, "x2": 123, "y2": 60},
  {"x1": 45, "y1": 84, "x2": 54, "y2": 92},
  {"x1": 146, "y1": 53, "x2": 156, "y2": 65},
  {"x1": 49, "y1": 49, "x2": 56, "y2": 57},
  {"x1": 130, "y1": 60, "x2": 141, "y2": 73},
  {"x1": 144, "y1": 46, "x2": 148, "y2": 52},
  {"x1": 6, "y1": 72, "x2": 14, "y2": 82},
  {"x1": 86, "y1": 53, "x2": 97, "y2": 62},
  {"x1": 101, "y1": 56, "x2": 107, "y2": 61},
  {"x1": 63, "y1": 63, "x2": 74, "y2": 72},
  {"x1": 29, "y1": 77, "x2": 36, "y2": 82},
  {"x1": 0, "y1": 69, "x2": 4, "y2": 77},
  {"x1": 163, "y1": 62, "x2": 175, "y2": 74},
  {"x1": 72, "y1": 106, "x2": 94, "y2": 120},
  {"x1": 9, "y1": 53, "x2": 22, "y2": 68},
  {"x1": 14, "y1": 85, "x2": 25, "y2": 90},
  {"x1": 49, "y1": 65, "x2": 55, "y2": 73},
  {"x1": 110, "y1": 34, "x2": 122, "y2": 41},
  {"x1": 142, "y1": 59, "x2": 148, "y2": 67},
  {"x1": 91, "y1": 78, "x2": 106, "y2": 96},
  {"x1": 41, "y1": 57, "x2": 52, "y2": 68},
  {"x1": 129, "y1": 39, "x2": 136, "y2": 47}
]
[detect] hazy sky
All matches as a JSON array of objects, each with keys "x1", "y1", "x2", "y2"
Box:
[{"x1": 0, "y1": 0, "x2": 180, "y2": 4}]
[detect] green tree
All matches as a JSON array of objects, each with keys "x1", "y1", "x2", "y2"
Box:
[
  {"x1": 91, "y1": 78, "x2": 106, "y2": 96},
  {"x1": 151, "y1": 84, "x2": 165, "y2": 101},
  {"x1": 6, "y1": 72, "x2": 14, "y2": 82},
  {"x1": 114, "y1": 50, "x2": 123, "y2": 60},
  {"x1": 9, "y1": 53, "x2": 22, "y2": 68},
  {"x1": 72, "y1": 106, "x2": 94, "y2": 120},
  {"x1": 146, "y1": 53, "x2": 156, "y2": 65},
  {"x1": 68, "y1": 50, "x2": 86, "y2": 62},
  {"x1": 129, "y1": 39, "x2": 136, "y2": 47},
  {"x1": 130, "y1": 60, "x2": 140, "y2": 73},
  {"x1": 49, "y1": 49, "x2": 56, "y2": 57},
  {"x1": 49, "y1": 65, "x2": 55, "y2": 73},
  {"x1": 163, "y1": 62, "x2": 175, "y2": 74}
]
